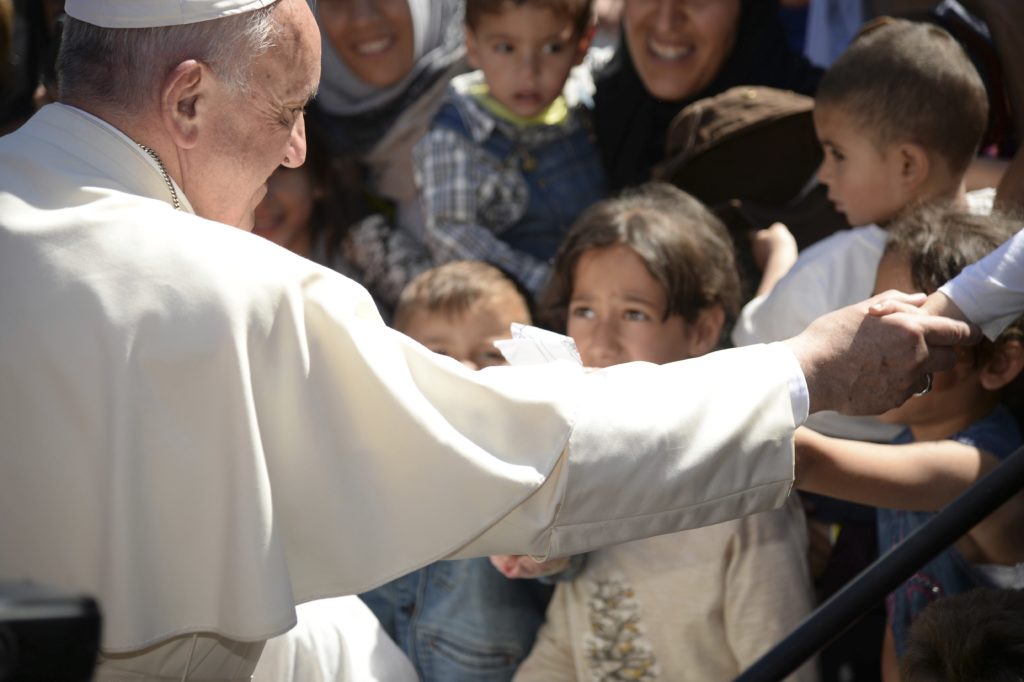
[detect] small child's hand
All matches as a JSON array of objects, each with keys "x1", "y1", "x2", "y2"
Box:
[
  {"x1": 750, "y1": 222, "x2": 799, "y2": 297},
  {"x1": 751, "y1": 222, "x2": 798, "y2": 273},
  {"x1": 489, "y1": 554, "x2": 571, "y2": 579}
]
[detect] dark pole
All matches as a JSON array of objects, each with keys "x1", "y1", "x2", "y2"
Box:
[{"x1": 736, "y1": 443, "x2": 1024, "y2": 682}]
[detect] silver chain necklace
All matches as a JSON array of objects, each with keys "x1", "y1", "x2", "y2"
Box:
[{"x1": 137, "y1": 144, "x2": 181, "y2": 210}]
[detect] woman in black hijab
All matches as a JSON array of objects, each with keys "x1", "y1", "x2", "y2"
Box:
[{"x1": 594, "y1": 0, "x2": 824, "y2": 190}]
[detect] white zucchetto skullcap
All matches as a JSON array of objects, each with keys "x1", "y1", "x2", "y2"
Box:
[{"x1": 65, "y1": 0, "x2": 278, "y2": 28}]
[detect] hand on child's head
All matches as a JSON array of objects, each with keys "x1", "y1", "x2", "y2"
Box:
[{"x1": 489, "y1": 554, "x2": 571, "y2": 579}]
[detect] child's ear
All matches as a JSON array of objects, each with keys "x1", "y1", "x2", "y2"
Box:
[
  {"x1": 686, "y1": 305, "x2": 726, "y2": 358},
  {"x1": 896, "y1": 142, "x2": 930, "y2": 192},
  {"x1": 574, "y1": 22, "x2": 596, "y2": 66},
  {"x1": 464, "y1": 26, "x2": 481, "y2": 70},
  {"x1": 980, "y1": 339, "x2": 1024, "y2": 391}
]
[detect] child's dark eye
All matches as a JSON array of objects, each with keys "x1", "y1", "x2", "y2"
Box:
[
  {"x1": 570, "y1": 305, "x2": 595, "y2": 320},
  {"x1": 493, "y1": 42, "x2": 514, "y2": 55},
  {"x1": 624, "y1": 309, "x2": 649, "y2": 322},
  {"x1": 543, "y1": 42, "x2": 566, "y2": 55},
  {"x1": 477, "y1": 350, "x2": 506, "y2": 367}
]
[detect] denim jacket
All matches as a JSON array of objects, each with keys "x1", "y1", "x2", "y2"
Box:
[{"x1": 413, "y1": 71, "x2": 607, "y2": 295}]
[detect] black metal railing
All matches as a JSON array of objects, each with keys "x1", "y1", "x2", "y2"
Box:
[{"x1": 736, "y1": 443, "x2": 1024, "y2": 682}]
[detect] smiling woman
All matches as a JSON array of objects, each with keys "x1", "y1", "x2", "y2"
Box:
[
  {"x1": 594, "y1": 0, "x2": 823, "y2": 190},
  {"x1": 309, "y1": 0, "x2": 468, "y2": 310}
]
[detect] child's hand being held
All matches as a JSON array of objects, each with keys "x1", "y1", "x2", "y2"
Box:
[{"x1": 489, "y1": 554, "x2": 571, "y2": 579}]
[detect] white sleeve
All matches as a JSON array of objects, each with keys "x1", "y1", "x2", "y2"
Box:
[
  {"x1": 452, "y1": 342, "x2": 800, "y2": 561},
  {"x1": 731, "y1": 228, "x2": 884, "y2": 347},
  {"x1": 940, "y1": 227, "x2": 1024, "y2": 340}
]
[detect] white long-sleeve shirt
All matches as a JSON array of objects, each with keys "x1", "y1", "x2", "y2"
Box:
[{"x1": 940, "y1": 227, "x2": 1024, "y2": 339}]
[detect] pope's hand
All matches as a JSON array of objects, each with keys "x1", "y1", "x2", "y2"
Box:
[{"x1": 783, "y1": 291, "x2": 977, "y2": 416}]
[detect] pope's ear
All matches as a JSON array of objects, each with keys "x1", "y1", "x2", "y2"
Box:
[{"x1": 161, "y1": 59, "x2": 204, "y2": 149}]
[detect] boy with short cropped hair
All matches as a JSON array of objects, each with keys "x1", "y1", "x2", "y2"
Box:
[
  {"x1": 733, "y1": 17, "x2": 994, "y2": 442},
  {"x1": 413, "y1": 0, "x2": 606, "y2": 300},
  {"x1": 733, "y1": 24, "x2": 998, "y2": 678},
  {"x1": 360, "y1": 259, "x2": 552, "y2": 682}
]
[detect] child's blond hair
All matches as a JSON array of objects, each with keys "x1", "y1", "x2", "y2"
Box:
[{"x1": 393, "y1": 260, "x2": 531, "y2": 332}]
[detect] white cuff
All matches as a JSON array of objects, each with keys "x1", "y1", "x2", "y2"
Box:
[{"x1": 771, "y1": 342, "x2": 809, "y2": 425}]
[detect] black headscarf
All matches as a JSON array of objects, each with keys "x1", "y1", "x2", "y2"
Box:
[{"x1": 593, "y1": 0, "x2": 824, "y2": 190}]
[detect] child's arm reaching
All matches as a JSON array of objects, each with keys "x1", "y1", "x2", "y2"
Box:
[
  {"x1": 795, "y1": 426, "x2": 996, "y2": 510},
  {"x1": 750, "y1": 222, "x2": 799, "y2": 298},
  {"x1": 794, "y1": 427, "x2": 1024, "y2": 565}
]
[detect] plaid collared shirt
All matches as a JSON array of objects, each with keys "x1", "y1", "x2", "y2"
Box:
[{"x1": 413, "y1": 72, "x2": 592, "y2": 295}]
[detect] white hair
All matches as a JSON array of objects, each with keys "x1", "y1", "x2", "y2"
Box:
[{"x1": 58, "y1": 6, "x2": 280, "y2": 113}]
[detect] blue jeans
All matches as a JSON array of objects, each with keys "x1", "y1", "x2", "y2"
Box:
[{"x1": 361, "y1": 558, "x2": 553, "y2": 682}]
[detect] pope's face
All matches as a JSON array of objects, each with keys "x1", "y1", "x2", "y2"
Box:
[{"x1": 186, "y1": 0, "x2": 321, "y2": 229}]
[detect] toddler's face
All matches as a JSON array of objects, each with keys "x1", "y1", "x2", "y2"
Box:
[
  {"x1": 253, "y1": 166, "x2": 318, "y2": 256},
  {"x1": 567, "y1": 244, "x2": 709, "y2": 368},
  {"x1": 466, "y1": 5, "x2": 589, "y2": 119},
  {"x1": 317, "y1": 0, "x2": 416, "y2": 89},
  {"x1": 401, "y1": 295, "x2": 531, "y2": 370},
  {"x1": 814, "y1": 105, "x2": 911, "y2": 227}
]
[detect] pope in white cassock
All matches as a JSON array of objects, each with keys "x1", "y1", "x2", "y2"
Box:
[{"x1": 0, "y1": 0, "x2": 975, "y2": 679}]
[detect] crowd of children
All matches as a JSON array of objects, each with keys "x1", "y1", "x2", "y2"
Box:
[{"x1": 251, "y1": 2, "x2": 1024, "y2": 681}]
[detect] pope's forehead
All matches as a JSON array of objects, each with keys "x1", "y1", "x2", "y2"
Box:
[{"x1": 267, "y1": 0, "x2": 321, "y2": 91}]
